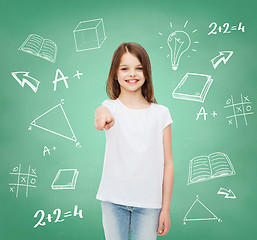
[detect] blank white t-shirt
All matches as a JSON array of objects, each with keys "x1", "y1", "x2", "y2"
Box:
[{"x1": 96, "y1": 98, "x2": 173, "y2": 208}]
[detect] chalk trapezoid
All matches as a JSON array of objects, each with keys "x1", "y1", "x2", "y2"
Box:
[
  {"x1": 30, "y1": 103, "x2": 77, "y2": 142},
  {"x1": 184, "y1": 197, "x2": 218, "y2": 222}
]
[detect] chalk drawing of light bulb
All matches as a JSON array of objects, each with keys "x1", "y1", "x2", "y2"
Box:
[{"x1": 167, "y1": 31, "x2": 191, "y2": 71}]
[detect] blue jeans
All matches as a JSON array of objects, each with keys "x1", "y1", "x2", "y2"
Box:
[{"x1": 101, "y1": 201, "x2": 161, "y2": 240}]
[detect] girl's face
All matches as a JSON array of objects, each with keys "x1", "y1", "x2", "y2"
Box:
[{"x1": 116, "y1": 52, "x2": 145, "y2": 95}]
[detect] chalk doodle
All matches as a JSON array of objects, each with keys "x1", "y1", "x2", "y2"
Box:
[
  {"x1": 224, "y1": 94, "x2": 254, "y2": 128},
  {"x1": 34, "y1": 205, "x2": 83, "y2": 228},
  {"x1": 11, "y1": 72, "x2": 40, "y2": 93},
  {"x1": 73, "y1": 18, "x2": 107, "y2": 52},
  {"x1": 53, "y1": 69, "x2": 69, "y2": 91},
  {"x1": 188, "y1": 152, "x2": 235, "y2": 185},
  {"x1": 53, "y1": 69, "x2": 84, "y2": 91},
  {"x1": 73, "y1": 70, "x2": 83, "y2": 79},
  {"x1": 211, "y1": 111, "x2": 218, "y2": 118},
  {"x1": 51, "y1": 169, "x2": 79, "y2": 190},
  {"x1": 217, "y1": 187, "x2": 236, "y2": 199},
  {"x1": 43, "y1": 146, "x2": 56, "y2": 156},
  {"x1": 19, "y1": 34, "x2": 57, "y2": 63},
  {"x1": 9, "y1": 164, "x2": 37, "y2": 198},
  {"x1": 167, "y1": 30, "x2": 191, "y2": 70},
  {"x1": 196, "y1": 107, "x2": 218, "y2": 120},
  {"x1": 159, "y1": 20, "x2": 199, "y2": 70},
  {"x1": 211, "y1": 51, "x2": 233, "y2": 69},
  {"x1": 208, "y1": 22, "x2": 245, "y2": 35},
  {"x1": 43, "y1": 146, "x2": 50, "y2": 156},
  {"x1": 196, "y1": 107, "x2": 208, "y2": 120},
  {"x1": 30, "y1": 101, "x2": 81, "y2": 147},
  {"x1": 172, "y1": 73, "x2": 213, "y2": 102},
  {"x1": 183, "y1": 195, "x2": 221, "y2": 224}
]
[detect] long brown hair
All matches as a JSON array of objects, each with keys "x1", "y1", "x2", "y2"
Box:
[{"x1": 106, "y1": 42, "x2": 157, "y2": 103}]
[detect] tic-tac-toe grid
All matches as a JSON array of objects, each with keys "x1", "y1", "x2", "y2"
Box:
[
  {"x1": 9, "y1": 164, "x2": 37, "y2": 198},
  {"x1": 224, "y1": 94, "x2": 254, "y2": 128}
]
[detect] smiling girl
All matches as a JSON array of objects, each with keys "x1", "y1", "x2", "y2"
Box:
[{"x1": 94, "y1": 42, "x2": 174, "y2": 240}]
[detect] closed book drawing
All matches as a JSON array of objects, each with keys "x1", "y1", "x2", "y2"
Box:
[
  {"x1": 19, "y1": 34, "x2": 57, "y2": 63},
  {"x1": 172, "y1": 73, "x2": 213, "y2": 102},
  {"x1": 188, "y1": 152, "x2": 235, "y2": 185},
  {"x1": 51, "y1": 169, "x2": 79, "y2": 189}
]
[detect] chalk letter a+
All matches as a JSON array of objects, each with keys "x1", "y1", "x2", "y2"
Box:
[{"x1": 53, "y1": 69, "x2": 69, "y2": 91}]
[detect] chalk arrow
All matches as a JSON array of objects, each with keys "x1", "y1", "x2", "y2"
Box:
[
  {"x1": 217, "y1": 187, "x2": 236, "y2": 199},
  {"x1": 11, "y1": 72, "x2": 40, "y2": 93},
  {"x1": 211, "y1": 51, "x2": 233, "y2": 69}
]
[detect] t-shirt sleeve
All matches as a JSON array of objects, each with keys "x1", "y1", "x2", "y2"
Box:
[
  {"x1": 101, "y1": 99, "x2": 116, "y2": 116},
  {"x1": 163, "y1": 106, "x2": 173, "y2": 129}
]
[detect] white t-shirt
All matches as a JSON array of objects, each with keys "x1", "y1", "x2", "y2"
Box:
[{"x1": 96, "y1": 98, "x2": 173, "y2": 208}]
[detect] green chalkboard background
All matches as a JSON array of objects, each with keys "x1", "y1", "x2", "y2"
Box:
[{"x1": 1, "y1": 0, "x2": 257, "y2": 239}]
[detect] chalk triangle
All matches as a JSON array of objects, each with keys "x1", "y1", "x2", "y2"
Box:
[
  {"x1": 30, "y1": 103, "x2": 77, "y2": 142},
  {"x1": 184, "y1": 196, "x2": 218, "y2": 222}
]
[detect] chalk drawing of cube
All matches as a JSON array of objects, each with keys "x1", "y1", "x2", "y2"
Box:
[{"x1": 73, "y1": 18, "x2": 107, "y2": 52}]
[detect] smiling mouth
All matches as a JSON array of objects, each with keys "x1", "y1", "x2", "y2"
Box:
[{"x1": 125, "y1": 79, "x2": 139, "y2": 83}]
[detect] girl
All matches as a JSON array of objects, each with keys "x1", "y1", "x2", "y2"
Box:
[{"x1": 94, "y1": 42, "x2": 174, "y2": 240}]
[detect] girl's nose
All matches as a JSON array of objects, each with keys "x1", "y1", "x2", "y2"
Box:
[{"x1": 129, "y1": 70, "x2": 136, "y2": 77}]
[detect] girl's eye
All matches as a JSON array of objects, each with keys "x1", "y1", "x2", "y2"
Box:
[
  {"x1": 121, "y1": 67, "x2": 128, "y2": 71},
  {"x1": 137, "y1": 67, "x2": 143, "y2": 70}
]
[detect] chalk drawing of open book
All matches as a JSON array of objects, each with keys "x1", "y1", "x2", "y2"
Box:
[
  {"x1": 188, "y1": 152, "x2": 236, "y2": 185},
  {"x1": 19, "y1": 34, "x2": 57, "y2": 63}
]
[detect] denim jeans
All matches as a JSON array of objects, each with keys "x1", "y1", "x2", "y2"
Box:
[{"x1": 101, "y1": 201, "x2": 161, "y2": 240}]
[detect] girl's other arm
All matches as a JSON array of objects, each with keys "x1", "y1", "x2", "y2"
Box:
[
  {"x1": 94, "y1": 106, "x2": 115, "y2": 130},
  {"x1": 157, "y1": 124, "x2": 174, "y2": 236}
]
